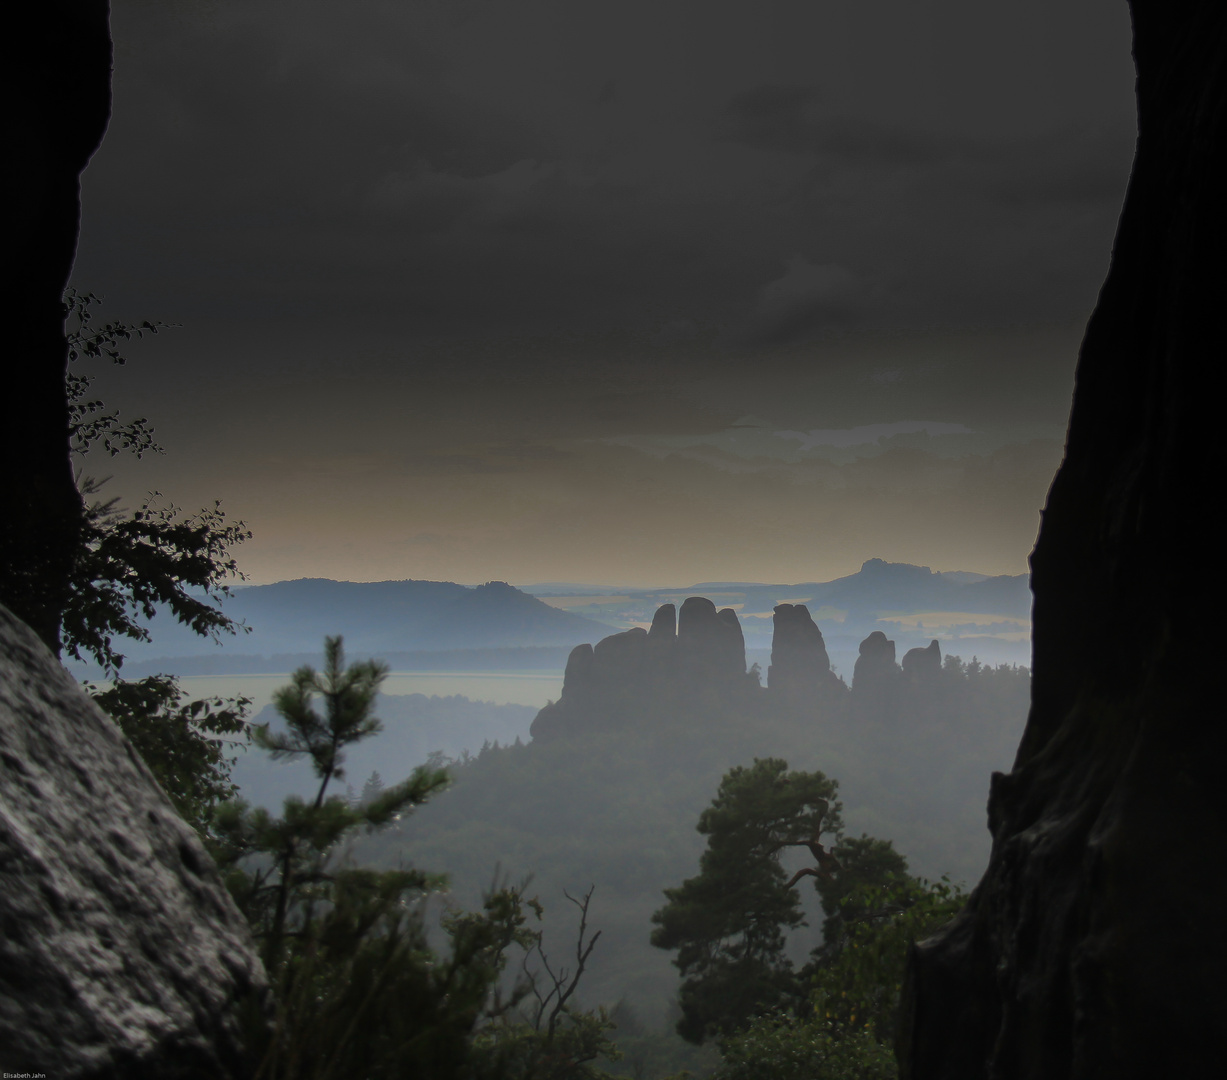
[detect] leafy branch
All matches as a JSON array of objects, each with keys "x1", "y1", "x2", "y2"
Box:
[
  {"x1": 65, "y1": 288, "x2": 169, "y2": 460},
  {"x1": 59, "y1": 290, "x2": 250, "y2": 674},
  {"x1": 63, "y1": 480, "x2": 251, "y2": 674}
]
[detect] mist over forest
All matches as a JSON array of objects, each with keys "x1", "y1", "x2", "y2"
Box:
[
  {"x1": 68, "y1": 556, "x2": 1032, "y2": 677},
  {"x1": 205, "y1": 569, "x2": 1031, "y2": 1069},
  {"x1": 58, "y1": 544, "x2": 1036, "y2": 1067}
]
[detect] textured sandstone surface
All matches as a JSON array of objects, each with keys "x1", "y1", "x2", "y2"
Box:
[{"x1": 0, "y1": 605, "x2": 265, "y2": 1078}]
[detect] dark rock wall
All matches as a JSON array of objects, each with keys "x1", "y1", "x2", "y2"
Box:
[
  {"x1": 0, "y1": 605, "x2": 266, "y2": 1077},
  {"x1": 3, "y1": 2, "x2": 111, "y2": 653},
  {"x1": 898, "y1": 4, "x2": 1227, "y2": 1077}
]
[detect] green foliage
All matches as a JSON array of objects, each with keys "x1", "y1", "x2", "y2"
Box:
[
  {"x1": 649, "y1": 753, "x2": 955, "y2": 1066},
  {"x1": 807, "y1": 876, "x2": 965, "y2": 1046},
  {"x1": 65, "y1": 289, "x2": 167, "y2": 461},
  {"x1": 602, "y1": 999, "x2": 722, "y2": 1080},
  {"x1": 475, "y1": 1007, "x2": 621, "y2": 1080},
  {"x1": 475, "y1": 887, "x2": 622, "y2": 1080},
  {"x1": 257, "y1": 637, "x2": 391, "y2": 804},
  {"x1": 59, "y1": 290, "x2": 250, "y2": 674},
  {"x1": 710, "y1": 853, "x2": 965, "y2": 1080},
  {"x1": 214, "y1": 636, "x2": 620, "y2": 1079},
  {"x1": 651, "y1": 759, "x2": 843, "y2": 1043},
  {"x1": 361, "y1": 769, "x2": 386, "y2": 803},
  {"x1": 717, "y1": 1008, "x2": 896, "y2": 1080},
  {"x1": 65, "y1": 482, "x2": 251, "y2": 674},
  {"x1": 233, "y1": 874, "x2": 542, "y2": 1080},
  {"x1": 87, "y1": 673, "x2": 252, "y2": 836},
  {"x1": 812, "y1": 836, "x2": 910, "y2": 946},
  {"x1": 212, "y1": 637, "x2": 446, "y2": 966},
  {"x1": 356, "y1": 657, "x2": 1027, "y2": 1056},
  {"x1": 714, "y1": 875, "x2": 966, "y2": 1080}
]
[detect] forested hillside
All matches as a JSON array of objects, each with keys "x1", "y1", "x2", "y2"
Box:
[{"x1": 354, "y1": 641, "x2": 1029, "y2": 1029}]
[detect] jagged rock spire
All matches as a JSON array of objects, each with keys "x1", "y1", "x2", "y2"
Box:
[
  {"x1": 768, "y1": 603, "x2": 838, "y2": 704},
  {"x1": 530, "y1": 597, "x2": 750, "y2": 740}
]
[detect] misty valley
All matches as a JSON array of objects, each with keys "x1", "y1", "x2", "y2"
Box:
[{"x1": 108, "y1": 561, "x2": 1031, "y2": 1077}]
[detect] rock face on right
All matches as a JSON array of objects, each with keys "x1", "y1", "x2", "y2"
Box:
[{"x1": 897, "y1": 5, "x2": 1227, "y2": 1078}]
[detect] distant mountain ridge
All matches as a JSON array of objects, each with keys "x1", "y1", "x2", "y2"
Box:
[
  {"x1": 524, "y1": 560, "x2": 1033, "y2": 673},
  {"x1": 524, "y1": 560, "x2": 1030, "y2": 620},
  {"x1": 92, "y1": 579, "x2": 614, "y2": 670},
  {"x1": 776, "y1": 558, "x2": 1030, "y2": 618},
  {"x1": 71, "y1": 562, "x2": 1032, "y2": 677}
]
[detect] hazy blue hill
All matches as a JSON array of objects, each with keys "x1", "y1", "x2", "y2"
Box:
[
  {"x1": 426, "y1": 580, "x2": 605, "y2": 642},
  {"x1": 798, "y1": 559, "x2": 1031, "y2": 616},
  {"x1": 108, "y1": 646, "x2": 577, "y2": 679},
  {"x1": 94, "y1": 578, "x2": 614, "y2": 670},
  {"x1": 674, "y1": 561, "x2": 1030, "y2": 619}
]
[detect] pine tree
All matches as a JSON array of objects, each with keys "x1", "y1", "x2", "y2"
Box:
[
  {"x1": 361, "y1": 769, "x2": 385, "y2": 804},
  {"x1": 650, "y1": 758, "x2": 843, "y2": 1042},
  {"x1": 651, "y1": 758, "x2": 918, "y2": 1045},
  {"x1": 208, "y1": 636, "x2": 616, "y2": 1079}
]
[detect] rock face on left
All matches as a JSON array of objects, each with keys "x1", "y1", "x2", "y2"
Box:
[{"x1": 0, "y1": 605, "x2": 265, "y2": 1078}]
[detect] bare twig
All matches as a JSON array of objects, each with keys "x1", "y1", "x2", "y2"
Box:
[{"x1": 527, "y1": 886, "x2": 603, "y2": 1042}]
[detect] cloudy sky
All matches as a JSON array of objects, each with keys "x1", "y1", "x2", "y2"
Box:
[{"x1": 71, "y1": 0, "x2": 1138, "y2": 587}]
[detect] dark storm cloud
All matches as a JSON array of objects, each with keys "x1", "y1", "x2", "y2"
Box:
[
  {"x1": 722, "y1": 82, "x2": 971, "y2": 165},
  {"x1": 82, "y1": 0, "x2": 1136, "y2": 349},
  {"x1": 739, "y1": 257, "x2": 866, "y2": 345},
  {"x1": 981, "y1": 127, "x2": 1138, "y2": 206},
  {"x1": 71, "y1": 0, "x2": 1138, "y2": 584}
]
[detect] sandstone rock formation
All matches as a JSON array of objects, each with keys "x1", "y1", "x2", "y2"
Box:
[
  {"x1": 767, "y1": 603, "x2": 842, "y2": 705},
  {"x1": 677, "y1": 596, "x2": 746, "y2": 684},
  {"x1": 530, "y1": 598, "x2": 752, "y2": 740},
  {"x1": 0, "y1": 605, "x2": 266, "y2": 1077},
  {"x1": 848, "y1": 630, "x2": 903, "y2": 724},
  {"x1": 852, "y1": 630, "x2": 898, "y2": 686},
  {"x1": 647, "y1": 601, "x2": 677, "y2": 644},
  {"x1": 901, "y1": 639, "x2": 942, "y2": 680},
  {"x1": 898, "y1": 4, "x2": 1227, "y2": 1076}
]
